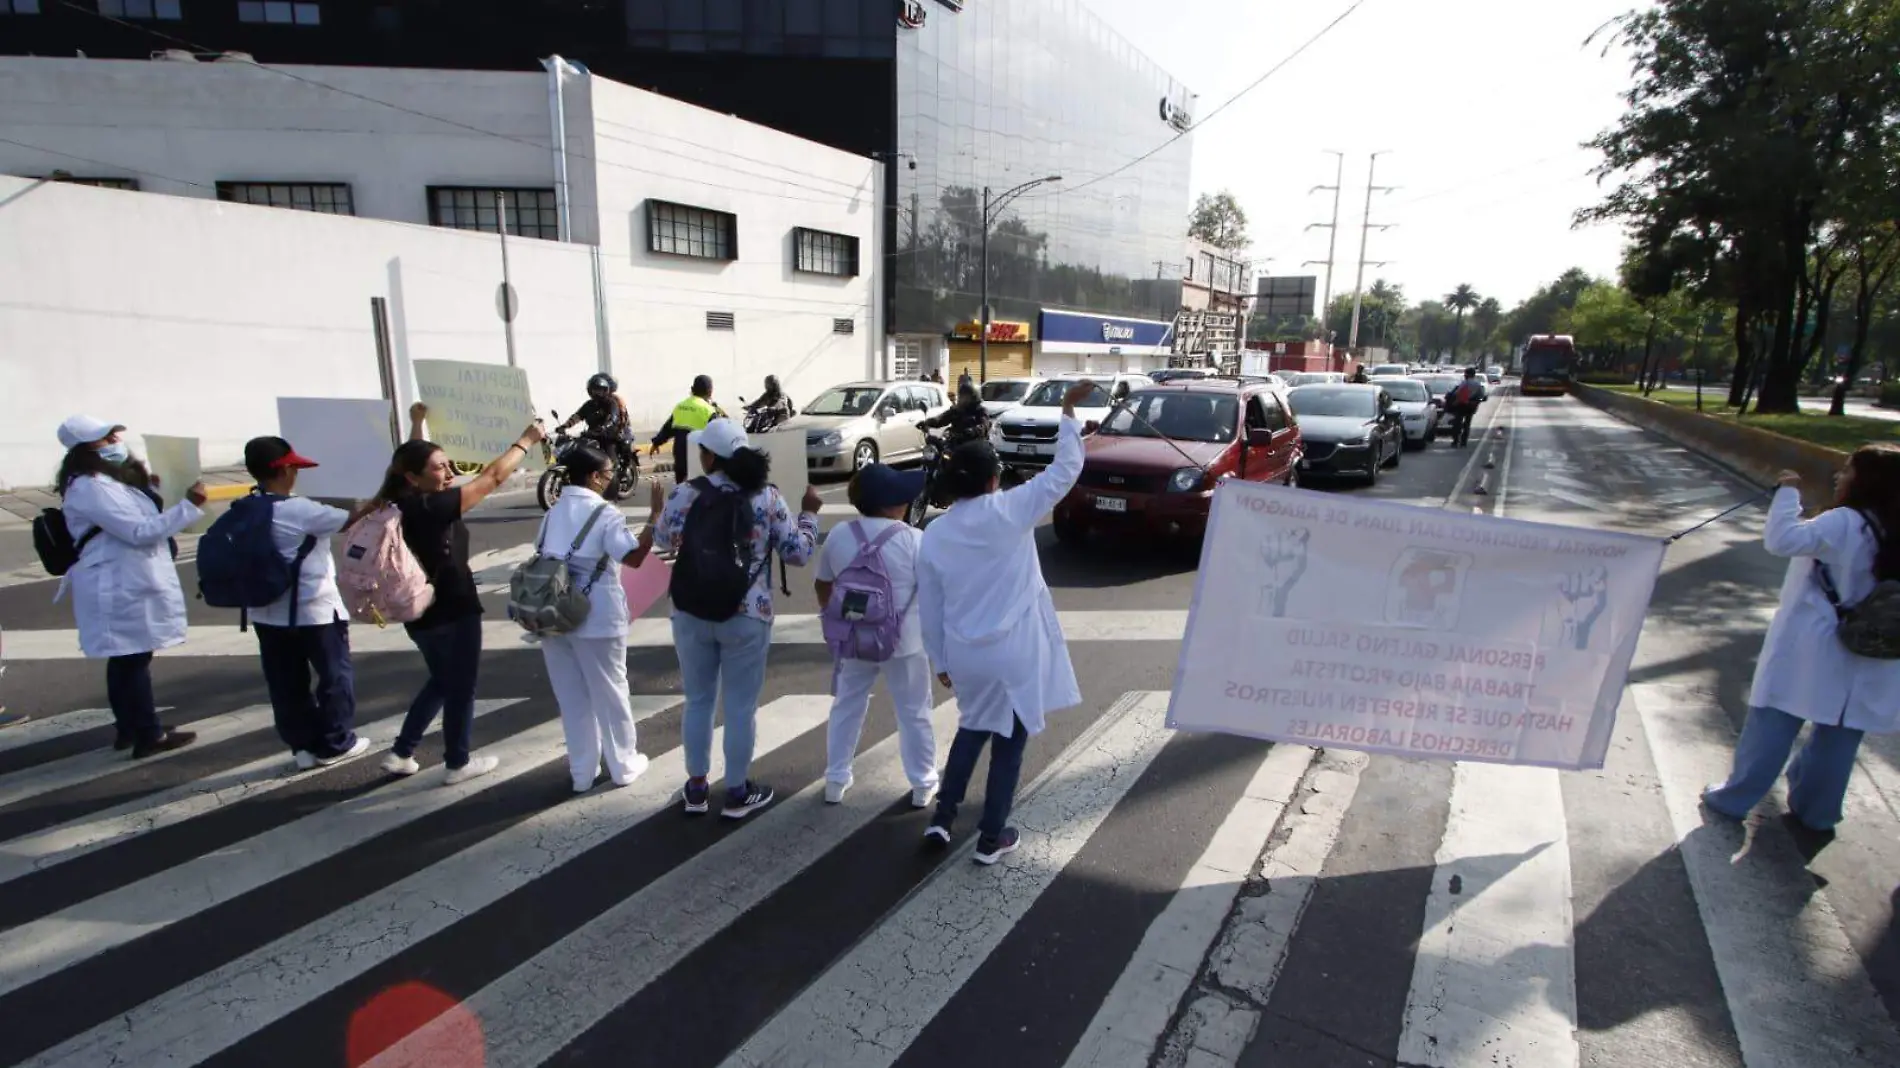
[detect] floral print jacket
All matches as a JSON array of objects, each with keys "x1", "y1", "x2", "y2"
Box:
[{"x1": 653, "y1": 474, "x2": 818, "y2": 623}]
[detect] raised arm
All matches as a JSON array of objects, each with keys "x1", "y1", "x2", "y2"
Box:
[
  {"x1": 1763, "y1": 476, "x2": 1855, "y2": 558},
  {"x1": 68, "y1": 478, "x2": 202, "y2": 548},
  {"x1": 990, "y1": 379, "x2": 1093, "y2": 530},
  {"x1": 768, "y1": 485, "x2": 823, "y2": 567},
  {"x1": 455, "y1": 415, "x2": 546, "y2": 513}
]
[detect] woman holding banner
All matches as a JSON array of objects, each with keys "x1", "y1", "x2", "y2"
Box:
[{"x1": 1703, "y1": 447, "x2": 1900, "y2": 840}]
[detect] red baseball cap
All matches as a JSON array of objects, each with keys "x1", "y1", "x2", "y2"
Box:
[{"x1": 244, "y1": 436, "x2": 319, "y2": 478}]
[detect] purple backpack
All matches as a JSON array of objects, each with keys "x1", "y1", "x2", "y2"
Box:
[{"x1": 821, "y1": 521, "x2": 915, "y2": 663}]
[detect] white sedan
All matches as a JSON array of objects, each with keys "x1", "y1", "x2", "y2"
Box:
[{"x1": 1369, "y1": 376, "x2": 1440, "y2": 448}]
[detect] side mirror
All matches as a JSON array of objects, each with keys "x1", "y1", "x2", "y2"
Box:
[{"x1": 1246, "y1": 428, "x2": 1274, "y2": 447}]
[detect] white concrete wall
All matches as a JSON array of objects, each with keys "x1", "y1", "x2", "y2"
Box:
[
  {"x1": 0, "y1": 177, "x2": 598, "y2": 489},
  {"x1": 586, "y1": 77, "x2": 879, "y2": 428}
]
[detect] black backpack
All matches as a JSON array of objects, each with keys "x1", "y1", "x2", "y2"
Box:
[
  {"x1": 32, "y1": 508, "x2": 98, "y2": 577},
  {"x1": 669, "y1": 477, "x2": 770, "y2": 622}
]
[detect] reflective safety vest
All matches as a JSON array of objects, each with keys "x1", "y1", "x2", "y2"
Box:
[{"x1": 671, "y1": 395, "x2": 718, "y2": 433}]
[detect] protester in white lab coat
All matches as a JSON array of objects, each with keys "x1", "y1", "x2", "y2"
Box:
[
  {"x1": 1704, "y1": 447, "x2": 1900, "y2": 839},
  {"x1": 54, "y1": 415, "x2": 207, "y2": 758},
  {"x1": 536, "y1": 442, "x2": 656, "y2": 794},
  {"x1": 816, "y1": 463, "x2": 939, "y2": 809},
  {"x1": 240, "y1": 436, "x2": 367, "y2": 770},
  {"x1": 917, "y1": 379, "x2": 1094, "y2": 865}
]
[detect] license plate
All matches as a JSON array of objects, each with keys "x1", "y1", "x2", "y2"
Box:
[{"x1": 1095, "y1": 496, "x2": 1127, "y2": 513}]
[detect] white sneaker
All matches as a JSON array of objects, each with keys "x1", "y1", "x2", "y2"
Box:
[
  {"x1": 824, "y1": 779, "x2": 851, "y2": 805},
  {"x1": 381, "y1": 752, "x2": 421, "y2": 776},
  {"x1": 611, "y1": 753, "x2": 651, "y2": 787},
  {"x1": 444, "y1": 754, "x2": 500, "y2": 785},
  {"x1": 911, "y1": 783, "x2": 938, "y2": 809},
  {"x1": 315, "y1": 737, "x2": 372, "y2": 766},
  {"x1": 292, "y1": 750, "x2": 317, "y2": 771}
]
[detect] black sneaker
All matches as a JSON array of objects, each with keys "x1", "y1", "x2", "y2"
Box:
[
  {"x1": 973, "y1": 827, "x2": 1020, "y2": 866},
  {"x1": 722, "y1": 781, "x2": 775, "y2": 820},
  {"x1": 682, "y1": 778, "x2": 711, "y2": 816},
  {"x1": 131, "y1": 730, "x2": 197, "y2": 760},
  {"x1": 922, "y1": 816, "x2": 953, "y2": 850}
]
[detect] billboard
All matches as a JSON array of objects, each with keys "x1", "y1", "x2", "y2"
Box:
[{"x1": 1256, "y1": 276, "x2": 1318, "y2": 320}]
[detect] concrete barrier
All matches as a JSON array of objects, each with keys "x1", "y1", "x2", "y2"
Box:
[{"x1": 1570, "y1": 383, "x2": 1845, "y2": 511}]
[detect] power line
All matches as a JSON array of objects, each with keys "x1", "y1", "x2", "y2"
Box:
[
  {"x1": 0, "y1": 135, "x2": 214, "y2": 190},
  {"x1": 1025, "y1": 0, "x2": 1373, "y2": 201}
]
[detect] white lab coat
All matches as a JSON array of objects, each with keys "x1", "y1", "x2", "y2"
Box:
[
  {"x1": 918, "y1": 414, "x2": 1084, "y2": 737},
  {"x1": 60, "y1": 475, "x2": 202, "y2": 659},
  {"x1": 535, "y1": 486, "x2": 642, "y2": 640},
  {"x1": 1749, "y1": 487, "x2": 1900, "y2": 733}
]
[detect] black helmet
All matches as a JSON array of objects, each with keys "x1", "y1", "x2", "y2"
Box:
[{"x1": 587, "y1": 372, "x2": 617, "y2": 395}]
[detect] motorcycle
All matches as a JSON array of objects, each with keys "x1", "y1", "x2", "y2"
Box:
[
  {"x1": 909, "y1": 429, "x2": 949, "y2": 527},
  {"x1": 739, "y1": 395, "x2": 793, "y2": 435},
  {"x1": 537, "y1": 411, "x2": 639, "y2": 511}
]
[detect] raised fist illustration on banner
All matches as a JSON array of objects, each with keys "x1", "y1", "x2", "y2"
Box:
[{"x1": 1257, "y1": 528, "x2": 1311, "y2": 618}]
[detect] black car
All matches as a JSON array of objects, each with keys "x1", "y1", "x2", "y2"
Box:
[{"x1": 1285, "y1": 384, "x2": 1405, "y2": 485}]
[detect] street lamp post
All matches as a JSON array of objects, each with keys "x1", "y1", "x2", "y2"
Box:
[{"x1": 980, "y1": 175, "x2": 1062, "y2": 383}]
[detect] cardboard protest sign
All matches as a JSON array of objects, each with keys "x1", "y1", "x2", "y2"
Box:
[
  {"x1": 412, "y1": 360, "x2": 540, "y2": 467},
  {"x1": 277, "y1": 398, "x2": 396, "y2": 501},
  {"x1": 141, "y1": 435, "x2": 208, "y2": 531},
  {"x1": 619, "y1": 554, "x2": 673, "y2": 620},
  {"x1": 1167, "y1": 482, "x2": 1665, "y2": 770},
  {"x1": 754, "y1": 428, "x2": 808, "y2": 515}
]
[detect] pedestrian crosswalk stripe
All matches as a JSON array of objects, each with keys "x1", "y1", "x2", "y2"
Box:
[
  {"x1": 722, "y1": 691, "x2": 1173, "y2": 1068},
  {"x1": 1396, "y1": 762, "x2": 1579, "y2": 1068},
  {"x1": 1063, "y1": 741, "x2": 1318, "y2": 1068},
  {"x1": 0, "y1": 709, "x2": 119, "y2": 755},
  {"x1": 1633, "y1": 684, "x2": 1900, "y2": 1067},
  {"x1": 0, "y1": 698, "x2": 528, "y2": 885},
  {"x1": 0, "y1": 710, "x2": 593, "y2": 1001},
  {"x1": 362, "y1": 699, "x2": 962, "y2": 1068},
  {"x1": 19, "y1": 696, "x2": 825, "y2": 1068},
  {"x1": 0, "y1": 704, "x2": 234, "y2": 811},
  {"x1": 0, "y1": 610, "x2": 1193, "y2": 661}
]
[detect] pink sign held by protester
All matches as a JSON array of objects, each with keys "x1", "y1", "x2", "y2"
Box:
[{"x1": 620, "y1": 554, "x2": 674, "y2": 620}]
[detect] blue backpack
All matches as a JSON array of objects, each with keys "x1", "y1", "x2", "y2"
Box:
[{"x1": 197, "y1": 493, "x2": 317, "y2": 630}]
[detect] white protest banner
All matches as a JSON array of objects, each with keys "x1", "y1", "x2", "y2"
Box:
[
  {"x1": 754, "y1": 428, "x2": 808, "y2": 513},
  {"x1": 1167, "y1": 482, "x2": 1664, "y2": 770},
  {"x1": 142, "y1": 435, "x2": 208, "y2": 531},
  {"x1": 277, "y1": 398, "x2": 396, "y2": 500},
  {"x1": 411, "y1": 360, "x2": 540, "y2": 467}
]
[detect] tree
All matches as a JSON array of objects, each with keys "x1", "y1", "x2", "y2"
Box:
[
  {"x1": 1188, "y1": 191, "x2": 1250, "y2": 250},
  {"x1": 1470, "y1": 297, "x2": 1504, "y2": 358},
  {"x1": 1560, "y1": 284, "x2": 1648, "y2": 371},
  {"x1": 1445, "y1": 284, "x2": 1482, "y2": 364}
]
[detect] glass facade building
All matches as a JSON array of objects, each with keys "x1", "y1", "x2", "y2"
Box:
[{"x1": 6, "y1": 0, "x2": 1192, "y2": 340}]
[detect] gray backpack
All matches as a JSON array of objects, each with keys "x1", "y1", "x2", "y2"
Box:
[
  {"x1": 1814, "y1": 511, "x2": 1900, "y2": 660},
  {"x1": 508, "y1": 503, "x2": 613, "y2": 636}
]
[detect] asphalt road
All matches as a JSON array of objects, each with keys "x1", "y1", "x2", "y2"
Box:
[{"x1": 0, "y1": 390, "x2": 1893, "y2": 1068}]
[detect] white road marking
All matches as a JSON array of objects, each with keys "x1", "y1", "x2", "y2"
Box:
[
  {"x1": 1632, "y1": 684, "x2": 1900, "y2": 1067},
  {"x1": 722, "y1": 692, "x2": 1174, "y2": 1068},
  {"x1": 363, "y1": 699, "x2": 964, "y2": 1068},
  {"x1": 0, "y1": 712, "x2": 580, "y2": 999},
  {"x1": 0, "y1": 709, "x2": 118, "y2": 754},
  {"x1": 22, "y1": 696, "x2": 830, "y2": 1068},
  {"x1": 1063, "y1": 743, "x2": 1318, "y2": 1068},
  {"x1": 0, "y1": 704, "x2": 210, "y2": 811},
  {"x1": 0, "y1": 698, "x2": 543, "y2": 880},
  {"x1": 0, "y1": 611, "x2": 1193, "y2": 661}
]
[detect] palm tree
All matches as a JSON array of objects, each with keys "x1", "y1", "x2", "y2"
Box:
[
  {"x1": 1445, "y1": 284, "x2": 1481, "y2": 364},
  {"x1": 1471, "y1": 296, "x2": 1504, "y2": 358}
]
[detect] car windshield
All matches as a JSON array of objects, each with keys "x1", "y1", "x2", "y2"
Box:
[
  {"x1": 1097, "y1": 392, "x2": 1238, "y2": 443},
  {"x1": 1023, "y1": 380, "x2": 1111, "y2": 407},
  {"x1": 981, "y1": 381, "x2": 1031, "y2": 402},
  {"x1": 1415, "y1": 376, "x2": 1460, "y2": 397},
  {"x1": 1373, "y1": 379, "x2": 1428, "y2": 402},
  {"x1": 1283, "y1": 373, "x2": 1325, "y2": 387},
  {"x1": 803, "y1": 386, "x2": 885, "y2": 416},
  {"x1": 1289, "y1": 387, "x2": 1377, "y2": 419},
  {"x1": 1371, "y1": 365, "x2": 1408, "y2": 377}
]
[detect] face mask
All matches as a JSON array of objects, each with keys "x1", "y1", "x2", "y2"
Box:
[{"x1": 97, "y1": 441, "x2": 130, "y2": 464}]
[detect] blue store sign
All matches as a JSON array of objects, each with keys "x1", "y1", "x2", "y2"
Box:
[{"x1": 1039, "y1": 309, "x2": 1173, "y2": 352}]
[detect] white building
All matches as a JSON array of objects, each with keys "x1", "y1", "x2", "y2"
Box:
[{"x1": 0, "y1": 55, "x2": 880, "y2": 486}]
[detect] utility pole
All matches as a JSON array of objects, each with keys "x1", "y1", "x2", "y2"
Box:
[
  {"x1": 979, "y1": 175, "x2": 1063, "y2": 382},
  {"x1": 496, "y1": 191, "x2": 518, "y2": 369},
  {"x1": 1348, "y1": 151, "x2": 1396, "y2": 353},
  {"x1": 1304, "y1": 150, "x2": 1345, "y2": 339}
]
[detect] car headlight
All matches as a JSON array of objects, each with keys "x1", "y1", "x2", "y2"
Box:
[
  {"x1": 818, "y1": 431, "x2": 842, "y2": 447},
  {"x1": 1167, "y1": 467, "x2": 1204, "y2": 493}
]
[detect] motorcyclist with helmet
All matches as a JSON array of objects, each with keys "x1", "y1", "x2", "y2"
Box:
[
  {"x1": 557, "y1": 373, "x2": 638, "y2": 474},
  {"x1": 920, "y1": 381, "x2": 992, "y2": 448},
  {"x1": 743, "y1": 374, "x2": 796, "y2": 434}
]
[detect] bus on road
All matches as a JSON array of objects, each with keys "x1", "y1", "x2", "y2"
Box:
[{"x1": 1521, "y1": 335, "x2": 1577, "y2": 396}]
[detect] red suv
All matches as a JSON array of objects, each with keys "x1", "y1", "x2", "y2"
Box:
[{"x1": 1053, "y1": 379, "x2": 1304, "y2": 544}]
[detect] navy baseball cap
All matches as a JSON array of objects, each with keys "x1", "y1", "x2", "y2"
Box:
[{"x1": 851, "y1": 463, "x2": 926, "y2": 512}]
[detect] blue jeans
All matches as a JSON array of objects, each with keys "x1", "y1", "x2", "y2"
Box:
[
  {"x1": 672, "y1": 613, "x2": 773, "y2": 786},
  {"x1": 1705, "y1": 705, "x2": 1866, "y2": 830},
  {"x1": 935, "y1": 714, "x2": 1030, "y2": 840},
  {"x1": 394, "y1": 614, "x2": 483, "y2": 770}
]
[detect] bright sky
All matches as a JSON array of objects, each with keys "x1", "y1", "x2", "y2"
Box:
[{"x1": 1085, "y1": 0, "x2": 1641, "y2": 309}]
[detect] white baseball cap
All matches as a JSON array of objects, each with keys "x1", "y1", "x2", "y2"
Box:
[
  {"x1": 689, "y1": 418, "x2": 749, "y2": 459},
  {"x1": 56, "y1": 415, "x2": 125, "y2": 451}
]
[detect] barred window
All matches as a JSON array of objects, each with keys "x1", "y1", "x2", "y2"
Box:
[
  {"x1": 47, "y1": 175, "x2": 140, "y2": 190},
  {"x1": 217, "y1": 181, "x2": 354, "y2": 215},
  {"x1": 428, "y1": 187, "x2": 560, "y2": 240},
  {"x1": 793, "y1": 227, "x2": 859, "y2": 277},
  {"x1": 646, "y1": 199, "x2": 737, "y2": 261},
  {"x1": 237, "y1": 1, "x2": 320, "y2": 24},
  {"x1": 99, "y1": 0, "x2": 181, "y2": 18}
]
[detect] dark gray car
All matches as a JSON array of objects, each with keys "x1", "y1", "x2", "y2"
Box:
[{"x1": 1286, "y1": 384, "x2": 1405, "y2": 485}]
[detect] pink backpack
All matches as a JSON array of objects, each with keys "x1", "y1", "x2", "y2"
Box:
[{"x1": 336, "y1": 504, "x2": 436, "y2": 626}]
